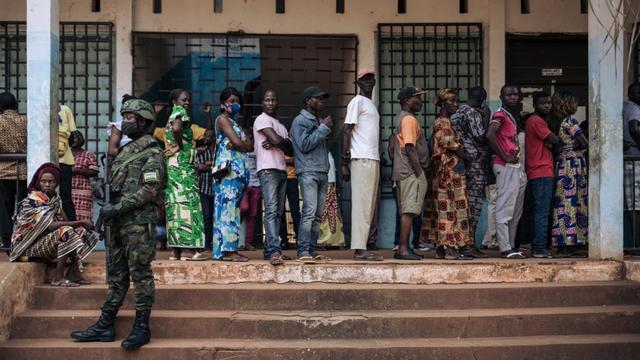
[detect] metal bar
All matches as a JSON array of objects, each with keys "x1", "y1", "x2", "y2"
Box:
[
  {"x1": 0, "y1": 154, "x2": 26, "y2": 160},
  {"x1": 3, "y1": 24, "x2": 9, "y2": 91}
]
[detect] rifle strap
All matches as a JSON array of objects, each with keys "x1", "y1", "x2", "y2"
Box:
[{"x1": 111, "y1": 145, "x2": 160, "y2": 175}]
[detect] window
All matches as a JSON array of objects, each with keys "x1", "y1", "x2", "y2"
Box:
[
  {"x1": 398, "y1": 0, "x2": 406, "y2": 14},
  {"x1": 153, "y1": 0, "x2": 161, "y2": 14},
  {"x1": 336, "y1": 0, "x2": 345, "y2": 14},
  {"x1": 91, "y1": 0, "x2": 100, "y2": 12},
  {"x1": 521, "y1": 0, "x2": 530, "y2": 14},
  {"x1": 214, "y1": 0, "x2": 222, "y2": 13},
  {"x1": 459, "y1": 0, "x2": 468, "y2": 14},
  {"x1": 377, "y1": 23, "x2": 483, "y2": 192},
  {"x1": 0, "y1": 22, "x2": 115, "y2": 156},
  {"x1": 276, "y1": 0, "x2": 285, "y2": 14},
  {"x1": 580, "y1": 0, "x2": 588, "y2": 14}
]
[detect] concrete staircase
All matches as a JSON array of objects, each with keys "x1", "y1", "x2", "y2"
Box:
[{"x1": 1, "y1": 281, "x2": 640, "y2": 359}]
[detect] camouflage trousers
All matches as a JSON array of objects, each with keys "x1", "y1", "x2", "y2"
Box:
[{"x1": 102, "y1": 224, "x2": 156, "y2": 312}]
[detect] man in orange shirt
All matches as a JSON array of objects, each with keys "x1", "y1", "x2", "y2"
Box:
[{"x1": 391, "y1": 87, "x2": 430, "y2": 260}]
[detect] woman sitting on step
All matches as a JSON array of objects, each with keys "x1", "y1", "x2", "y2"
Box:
[{"x1": 9, "y1": 163, "x2": 97, "y2": 287}]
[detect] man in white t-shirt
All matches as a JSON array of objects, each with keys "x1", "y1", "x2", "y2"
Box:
[
  {"x1": 341, "y1": 68, "x2": 383, "y2": 261},
  {"x1": 253, "y1": 90, "x2": 293, "y2": 265}
]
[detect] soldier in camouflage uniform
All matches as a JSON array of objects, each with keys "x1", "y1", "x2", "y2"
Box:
[{"x1": 71, "y1": 99, "x2": 166, "y2": 350}]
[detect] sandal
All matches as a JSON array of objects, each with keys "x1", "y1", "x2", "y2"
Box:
[
  {"x1": 51, "y1": 279, "x2": 80, "y2": 287},
  {"x1": 460, "y1": 246, "x2": 488, "y2": 258},
  {"x1": 353, "y1": 251, "x2": 384, "y2": 261},
  {"x1": 502, "y1": 249, "x2": 526, "y2": 259},
  {"x1": 186, "y1": 252, "x2": 208, "y2": 261},
  {"x1": 221, "y1": 251, "x2": 249, "y2": 262},
  {"x1": 296, "y1": 255, "x2": 316, "y2": 264},
  {"x1": 312, "y1": 254, "x2": 331, "y2": 261},
  {"x1": 270, "y1": 253, "x2": 285, "y2": 266},
  {"x1": 393, "y1": 251, "x2": 422, "y2": 260}
]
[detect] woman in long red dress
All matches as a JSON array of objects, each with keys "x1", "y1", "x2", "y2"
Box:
[{"x1": 70, "y1": 131, "x2": 99, "y2": 222}]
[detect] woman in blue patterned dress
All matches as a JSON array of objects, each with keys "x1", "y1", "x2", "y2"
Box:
[
  {"x1": 212, "y1": 87, "x2": 254, "y2": 261},
  {"x1": 549, "y1": 90, "x2": 588, "y2": 257}
]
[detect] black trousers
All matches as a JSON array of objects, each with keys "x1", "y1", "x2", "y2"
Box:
[
  {"x1": 0, "y1": 179, "x2": 27, "y2": 248},
  {"x1": 279, "y1": 178, "x2": 301, "y2": 244},
  {"x1": 199, "y1": 192, "x2": 214, "y2": 250},
  {"x1": 59, "y1": 164, "x2": 77, "y2": 221}
]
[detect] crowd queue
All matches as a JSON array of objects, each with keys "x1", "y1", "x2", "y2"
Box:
[{"x1": 3, "y1": 71, "x2": 640, "y2": 349}]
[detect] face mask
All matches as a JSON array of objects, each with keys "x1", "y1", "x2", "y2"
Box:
[
  {"x1": 121, "y1": 121, "x2": 140, "y2": 136},
  {"x1": 225, "y1": 103, "x2": 242, "y2": 116}
]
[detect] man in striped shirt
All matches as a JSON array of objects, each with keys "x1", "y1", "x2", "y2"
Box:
[{"x1": 196, "y1": 128, "x2": 215, "y2": 251}]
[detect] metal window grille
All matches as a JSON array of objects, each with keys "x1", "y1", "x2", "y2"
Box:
[
  {"x1": 132, "y1": 32, "x2": 357, "y2": 239},
  {"x1": 0, "y1": 21, "x2": 114, "y2": 157},
  {"x1": 624, "y1": 156, "x2": 640, "y2": 254},
  {"x1": 377, "y1": 23, "x2": 483, "y2": 193},
  {"x1": 635, "y1": 28, "x2": 640, "y2": 82}
]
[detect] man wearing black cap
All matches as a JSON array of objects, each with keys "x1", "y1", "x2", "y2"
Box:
[
  {"x1": 391, "y1": 87, "x2": 430, "y2": 260},
  {"x1": 290, "y1": 86, "x2": 333, "y2": 263}
]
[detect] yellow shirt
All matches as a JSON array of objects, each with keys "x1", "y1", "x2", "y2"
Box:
[
  {"x1": 153, "y1": 123, "x2": 206, "y2": 146},
  {"x1": 58, "y1": 105, "x2": 77, "y2": 165},
  {"x1": 285, "y1": 156, "x2": 296, "y2": 179}
]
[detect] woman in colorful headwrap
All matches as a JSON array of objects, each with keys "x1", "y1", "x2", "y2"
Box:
[
  {"x1": 421, "y1": 89, "x2": 475, "y2": 260},
  {"x1": 10, "y1": 163, "x2": 98, "y2": 286},
  {"x1": 164, "y1": 89, "x2": 207, "y2": 261},
  {"x1": 212, "y1": 87, "x2": 253, "y2": 261},
  {"x1": 549, "y1": 90, "x2": 588, "y2": 257}
]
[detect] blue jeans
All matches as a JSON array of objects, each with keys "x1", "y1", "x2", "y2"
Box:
[
  {"x1": 297, "y1": 172, "x2": 328, "y2": 257},
  {"x1": 258, "y1": 169, "x2": 287, "y2": 258},
  {"x1": 530, "y1": 177, "x2": 554, "y2": 253}
]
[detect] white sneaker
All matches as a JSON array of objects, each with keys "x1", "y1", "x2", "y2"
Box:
[
  {"x1": 414, "y1": 243, "x2": 433, "y2": 252},
  {"x1": 392, "y1": 245, "x2": 399, "y2": 251}
]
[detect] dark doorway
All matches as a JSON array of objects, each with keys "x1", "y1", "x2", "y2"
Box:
[{"x1": 506, "y1": 33, "x2": 587, "y2": 120}]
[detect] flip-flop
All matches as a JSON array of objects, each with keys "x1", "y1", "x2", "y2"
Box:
[
  {"x1": 270, "y1": 254, "x2": 284, "y2": 266},
  {"x1": 296, "y1": 255, "x2": 316, "y2": 264},
  {"x1": 51, "y1": 279, "x2": 80, "y2": 287},
  {"x1": 353, "y1": 252, "x2": 384, "y2": 261},
  {"x1": 221, "y1": 252, "x2": 249, "y2": 262},
  {"x1": 186, "y1": 252, "x2": 209, "y2": 261}
]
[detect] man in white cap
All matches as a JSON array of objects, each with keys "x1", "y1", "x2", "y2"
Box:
[{"x1": 341, "y1": 68, "x2": 383, "y2": 261}]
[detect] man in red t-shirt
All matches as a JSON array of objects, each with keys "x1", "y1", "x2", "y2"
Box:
[
  {"x1": 524, "y1": 91, "x2": 559, "y2": 258},
  {"x1": 486, "y1": 85, "x2": 526, "y2": 259}
]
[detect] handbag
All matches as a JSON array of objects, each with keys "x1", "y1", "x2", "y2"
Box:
[{"x1": 212, "y1": 160, "x2": 230, "y2": 180}]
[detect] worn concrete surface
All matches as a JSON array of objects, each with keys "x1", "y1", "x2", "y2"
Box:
[
  {"x1": 74, "y1": 257, "x2": 624, "y2": 285},
  {"x1": 0, "y1": 262, "x2": 45, "y2": 341},
  {"x1": 625, "y1": 260, "x2": 640, "y2": 282}
]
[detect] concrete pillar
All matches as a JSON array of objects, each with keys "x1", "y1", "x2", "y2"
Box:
[
  {"x1": 486, "y1": 0, "x2": 506, "y2": 110},
  {"x1": 588, "y1": 0, "x2": 624, "y2": 260},
  {"x1": 113, "y1": 0, "x2": 133, "y2": 122},
  {"x1": 26, "y1": 0, "x2": 59, "y2": 180}
]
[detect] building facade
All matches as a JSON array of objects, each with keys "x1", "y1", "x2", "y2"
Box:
[{"x1": 0, "y1": 0, "x2": 636, "y2": 255}]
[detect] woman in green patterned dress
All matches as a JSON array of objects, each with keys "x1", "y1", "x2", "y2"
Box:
[{"x1": 164, "y1": 89, "x2": 207, "y2": 261}]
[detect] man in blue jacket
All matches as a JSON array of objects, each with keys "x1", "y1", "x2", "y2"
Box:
[{"x1": 290, "y1": 86, "x2": 333, "y2": 263}]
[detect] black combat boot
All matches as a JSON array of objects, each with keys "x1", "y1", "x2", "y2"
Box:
[
  {"x1": 121, "y1": 309, "x2": 151, "y2": 350},
  {"x1": 70, "y1": 308, "x2": 117, "y2": 342}
]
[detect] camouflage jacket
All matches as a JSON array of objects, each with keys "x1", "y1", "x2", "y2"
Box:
[{"x1": 110, "y1": 134, "x2": 166, "y2": 226}]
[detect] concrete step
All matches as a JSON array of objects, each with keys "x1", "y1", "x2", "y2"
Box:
[
  {"x1": 70, "y1": 258, "x2": 624, "y2": 284},
  {"x1": 1, "y1": 335, "x2": 639, "y2": 359},
  {"x1": 11, "y1": 306, "x2": 640, "y2": 339},
  {"x1": 30, "y1": 281, "x2": 640, "y2": 311}
]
